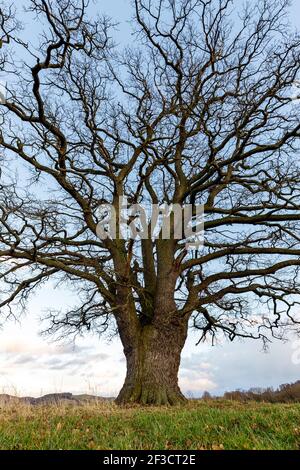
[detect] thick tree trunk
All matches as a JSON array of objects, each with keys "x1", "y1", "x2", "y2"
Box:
[{"x1": 116, "y1": 322, "x2": 188, "y2": 406}]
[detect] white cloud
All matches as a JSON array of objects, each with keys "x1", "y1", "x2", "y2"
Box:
[
  {"x1": 0, "y1": 319, "x2": 125, "y2": 397},
  {"x1": 180, "y1": 376, "x2": 217, "y2": 393}
]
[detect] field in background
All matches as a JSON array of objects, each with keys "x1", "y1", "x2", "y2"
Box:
[{"x1": 0, "y1": 400, "x2": 299, "y2": 450}]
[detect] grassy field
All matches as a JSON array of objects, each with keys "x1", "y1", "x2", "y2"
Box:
[{"x1": 0, "y1": 400, "x2": 299, "y2": 450}]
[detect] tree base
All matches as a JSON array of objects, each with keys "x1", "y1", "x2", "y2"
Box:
[
  {"x1": 116, "y1": 324, "x2": 188, "y2": 406},
  {"x1": 115, "y1": 383, "x2": 187, "y2": 406}
]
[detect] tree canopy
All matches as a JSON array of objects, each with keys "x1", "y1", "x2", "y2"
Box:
[{"x1": 1, "y1": 0, "x2": 300, "y2": 404}]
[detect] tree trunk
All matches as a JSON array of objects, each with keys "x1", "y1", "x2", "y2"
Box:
[{"x1": 116, "y1": 322, "x2": 188, "y2": 406}]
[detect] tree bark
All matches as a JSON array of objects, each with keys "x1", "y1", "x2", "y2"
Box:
[{"x1": 116, "y1": 322, "x2": 188, "y2": 406}]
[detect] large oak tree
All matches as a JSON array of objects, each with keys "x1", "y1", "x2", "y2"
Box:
[{"x1": 1, "y1": 0, "x2": 300, "y2": 405}]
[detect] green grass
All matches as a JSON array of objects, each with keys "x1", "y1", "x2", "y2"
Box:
[{"x1": 0, "y1": 400, "x2": 300, "y2": 450}]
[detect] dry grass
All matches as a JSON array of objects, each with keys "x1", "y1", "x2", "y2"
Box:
[{"x1": 0, "y1": 399, "x2": 300, "y2": 450}]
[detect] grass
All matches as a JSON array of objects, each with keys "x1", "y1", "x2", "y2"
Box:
[{"x1": 0, "y1": 400, "x2": 300, "y2": 450}]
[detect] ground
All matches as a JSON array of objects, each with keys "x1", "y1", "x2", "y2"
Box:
[{"x1": 0, "y1": 400, "x2": 299, "y2": 450}]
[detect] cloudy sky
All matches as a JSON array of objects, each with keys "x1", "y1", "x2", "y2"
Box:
[
  {"x1": 1, "y1": 0, "x2": 300, "y2": 398},
  {"x1": 0, "y1": 284, "x2": 299, "y2": 397}
]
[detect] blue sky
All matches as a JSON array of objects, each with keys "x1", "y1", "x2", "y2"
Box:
[{"x1": 1, "y1": 0, "x2": 300, "y2": 398}]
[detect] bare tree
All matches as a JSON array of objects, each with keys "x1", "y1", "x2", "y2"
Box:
[{"x1": 1, "y1": 0, "x2": 300, "y2": 405}]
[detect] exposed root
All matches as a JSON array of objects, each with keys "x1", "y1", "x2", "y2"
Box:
[{"x1": 116, "y1": 384, "x2": 187, "y2": 406}]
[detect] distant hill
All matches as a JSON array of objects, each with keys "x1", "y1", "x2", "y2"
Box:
[{"x1": 0, "y1": 393, "x2": 112, "y2": 406}]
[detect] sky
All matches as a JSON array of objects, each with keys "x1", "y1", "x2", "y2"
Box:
[{"x1": 1, "y1": 0, "x2": 300, "y2": 398}]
